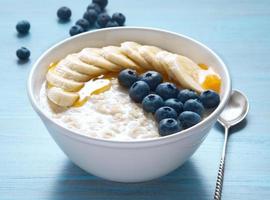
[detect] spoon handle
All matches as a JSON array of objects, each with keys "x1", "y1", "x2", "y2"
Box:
[{"x1": 214, "y1": 127, "x2": 229, "y2": 200}]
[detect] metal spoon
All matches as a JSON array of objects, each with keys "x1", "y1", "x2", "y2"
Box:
[{"x1": 214, "y1": 90, "x2": 249, "y2": 200}]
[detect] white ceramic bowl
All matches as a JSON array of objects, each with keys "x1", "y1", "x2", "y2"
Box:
[{"x1": 28, "y1": 27, "x2": 231, "y2": 182}]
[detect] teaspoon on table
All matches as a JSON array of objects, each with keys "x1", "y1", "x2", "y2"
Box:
[{"x1": 214, "y1": 90, "x2": 249, "y2": 200}]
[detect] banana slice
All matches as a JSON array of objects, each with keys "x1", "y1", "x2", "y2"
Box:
[
  {"x1": 47, "y1": 87, "x2": 79, "y2": 107},
  {"x1": 156, "y1": 51, "x2": 175, "y2": 77},
  {"x1": 46, "y1": 70, "x2": 84, "y2": 92},
  {"x1": 54, "y1": 65, "x2": 91, "y2": 82},
  {"x1": 61, "y1": 54, "x2": 106, "y2": 76},
  {"x1": 160, "y1": 52, "x2": 204, "y2": 92},
  {"x1": 78, "y1": 48, "x2": 122, "y2": 72},
  {"x1": 120, "y1": 42, "x2": 151, "y2": 70},
  {"x1": 139, "y1": 45, "x2": 165, "y2": 73},
  {"x1": 102, "y1": 46, "x2": 141, "y2": 71}
]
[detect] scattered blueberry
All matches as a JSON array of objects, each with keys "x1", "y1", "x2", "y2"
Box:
[
  {"x1": 16, "y1": 20, "x2": 30, "y2": 34},
  {"x1": 118, "y1": 69, "x2": 139, "y2": 88},
  {"x1": 164, "y1": 98, "x2": 183, "y2": 114},
  {"x1": 158, "y1": 118, "x2": 182, "y2": 136},
  {"x1": 57, "y1": 6, "x2": 72, "y2": 21},
  {"x1": 83, "y1": 10, "x2": 98, "y2": 25},
  {"x1": 87, "y1": 3, "x2": 102, "y2": 13},
  {"x1": 155, "y1": 82, "x2": 178, "y2": 100},
  {"x1": 200, "y1": 90, "x2": 220, "y2": 108},
  {"x1": 178, "y1": 111, "x2": 201, "y2": 129},
  {"x1": 183, "y1": 99, "x2": 204, "y2": 116},
  {"x1": 93, "y1": 0, "x2": 108, "y2": 10},
  {"x1": 105, "y1": 21, "x2": 119, "y2": 28},
  {"x1": 154, "y1": 106, "x2": 178, "y2": 122},
  {"x1": 75, "y1": 19, "x2": 90, "y2": 31},
  {"x1": 177, "y1": 89, "x2": 199, "y2": 103},
  {"x1": 142, "y1": 94, "x2": 164, "y2": 113},
  {"x1": 97, "y1": 13, "x2": 111, "y2": 28},
  {"x1": 16, "y1": 47, "x2": 30, "y2": 60},
  {"x1": 140, "y1": 71, "x2": 163, "y2": 90},
  {"x1": 69, "y1": 25, "x2": 84, "y2": 36},
  {"x1": 129, "y1": 81, "x2": 150, "y2": 103},
  {"x1": 112, "y1": 12, "x2": 126, "y2": 26}
]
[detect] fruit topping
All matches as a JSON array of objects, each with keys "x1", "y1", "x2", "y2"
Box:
[
  {"x1": 140, "y1": 71, "x2": 163, "y2": 90},
  {"x1": 164, "y1": 98, "x2": 183, "y2": 114},
  {"x1": 129, "y1": 81, "x2": 150, "y2": 103},
  {"x1": 118, "y1": 69, "x2": 139, "y2": 88},
  {"x1": 183, "y1": 99, "x2": 204, "y2": 116},
  {"x1": 178, "y1": 111, "x2": 201, "y2": 129},
  {"x1": 155, "y1": 106, "x2": 178, "y2": 122},
  {"x1": 158, "y1": 118, "x2": 182, "y2": 136},
  {"x1": 202, "y1": 74, "x2": 221, "y2": 93},
  {"x1": 142, "y1": 94, "x2": 164, "y2": 113},
  {"x1": 177, "y1": 89, "x2": 199, "y2": 103},
  {"x1": 155, "y1": 82, "x2": 178, "y2": 100},
  {"x1": 200, "y1": 90, "x2": 220, "y2": 108}
]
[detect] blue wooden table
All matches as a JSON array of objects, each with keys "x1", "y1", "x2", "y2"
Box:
[{"x1": 0, "y1": 0, "x2": 269, "y2": 199}]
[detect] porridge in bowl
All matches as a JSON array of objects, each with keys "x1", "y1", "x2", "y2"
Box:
[{"x1": 39, "y1": 41, "x2": 221, "y2": 141}]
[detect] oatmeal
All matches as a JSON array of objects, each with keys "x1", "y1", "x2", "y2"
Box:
[{"x1": 40, "y1": 79, "x2": 159, "y2": 140}]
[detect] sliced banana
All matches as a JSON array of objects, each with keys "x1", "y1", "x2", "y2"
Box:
[
  {"x1": 161, "y1": 53, "x2": 204, "y2": 92},
  {"x1": 102, "y1": 46, "x2": 141, "y2": 71},
  {"x1": 54, "y1": 65, "x2": 91, "y2": 82},
  {"x1": 61, "y1": 54, "x2": 106, "y2": 76},
  {"x1": 156, "y1": 51, "x2": 175, "y2": 77},
  {"x1": 47, "y1": 87, "x2": 79, "y2": 107},
  {"x1": 120, "y1": 41, "x2": 151, "y2": 70},
  {"x1": 46, "y1": 70, "x2": 84, "y2": 92},
  {"x1": 139, "y1": 45, "x2": 165, "y2": 73},
  {"x1": 78, "y1": 48, "x2": 122, "y2": 72}
]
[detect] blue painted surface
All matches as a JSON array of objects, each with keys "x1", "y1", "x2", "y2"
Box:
[{"x1": 0, "y1": 0, "x2": 269, "y2": 199}]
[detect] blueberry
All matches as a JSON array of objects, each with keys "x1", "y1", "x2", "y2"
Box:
[
  {"x1": 155, "y1": 82, "x2": 178, "y2": 100},
  {"x1": 83, "y1": 10, "x2": 98, "y2": 25},
  {"x1": 178, "y1": 111, "x2": 201, "y2": 129},
  {"x1": 118, "y1": 69, "x2": 139, "y2": 88},
  {"x1": 142, "y1": 94, "x2": 164, "y2": 113},
  {"x1": 57, "y1": 6, "x2": 72, "y2": 21},
  {"x1": 129, "y1": 81, "x2": 150, "y2": 103},
  {"x1": 16, "y1": 47, "x2": 30, "y2": 60},
  {"x1": 75, "y1": 19, "x2": 90, "y2": 31},
  {"x1": 93, "y1": 0, "x2": 108, "y2": 10},
  {"x1": 112, "y1": 12, "x2": 126, "y2": 26},
  {"x1": 69, "y1": 25, "x2": 84, "y2": 36},
  {"x1": 16, "y1": 20, "x2": 30, "y2": 34},
  {"x1": 164, "y1": 98, "x2": 183, "y2": 114},
  {"x1": 200, "y1": 90, "x2": 220, "y2": 108},
  {"x1": 97, "y1": 13, "x2": 111, "y2": 28},
  {"x1": 177, "y1": 89, "x2": 199, "y2": 103},
  {"x1": 183, "y1": 99, "x2": 204, "y2": 116},
  {"x1": 105, "y1": 21, "x2": 119, "y2": 28},
  {"x1": 87, "y1": 3, "x2": 102, "y2": 13},
  {"x1": 140, "y1": 71, "x2": 163, "y2": 90},
  {"x1": 155, "y1": 106, "x2": 178, "y2": 122},
  {"x1": 158, "y1": 118, "x2": 182, "y2": 136}
]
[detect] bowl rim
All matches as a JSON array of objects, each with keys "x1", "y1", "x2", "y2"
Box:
[{"x1": 27, "y1": 26, "x2": 232, "y2": 145}]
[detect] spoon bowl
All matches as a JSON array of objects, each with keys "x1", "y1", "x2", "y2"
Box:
[{"x1": 218, "y1": 90, "x2": 249, "y2": 128}]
